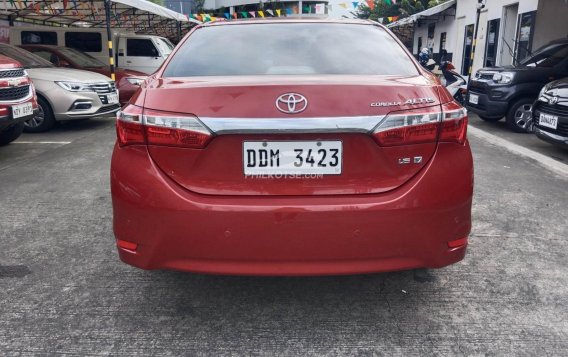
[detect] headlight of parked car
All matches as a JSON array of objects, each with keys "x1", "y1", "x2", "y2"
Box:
[
  {"x1": 125, "y1": 77, "x2": 145, "y2": 86},
  {"x1": 55, "y1": 81, "x2": 94, "y2": 92},
  {"x1": 492, "y1": 72, "x2": 515, "y2": 84}
]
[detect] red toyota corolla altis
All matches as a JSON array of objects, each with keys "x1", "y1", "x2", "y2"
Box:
[{"x1": 111, "y1": 19, "x2": 474, "y2": 276}]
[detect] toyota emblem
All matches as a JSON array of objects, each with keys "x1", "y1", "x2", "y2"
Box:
[
  {"x1": 549, "y1": 96, "x2": 559, "y2": 105},
  {"x1": 275, "y1": 93, "x2": 308, "y2": 114}
]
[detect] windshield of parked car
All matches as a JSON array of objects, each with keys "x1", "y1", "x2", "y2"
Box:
[
  {"x1": 164, "y1": 23, "x2": 419, "y2": 77},
  {"x1": 520, "y1": 43, "x2": 568, "y2": 68},
  {"x1": 58, "y1": 47, "x2": 106, "y2": 68},
  {"x1": 0, "y1": 45, "x2": 53, "y2": 68}
]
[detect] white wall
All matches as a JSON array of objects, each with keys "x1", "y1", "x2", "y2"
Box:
[{"x1": 533, "y1": 0, "x2": 568, "y2": 50}]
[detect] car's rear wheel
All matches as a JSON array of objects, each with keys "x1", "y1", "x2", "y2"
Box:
[
  {"x1": 506, "y1": 98, "x2": 535, "y2": 133},
  {"x1": 24, "y1": 96, "x2": 55, "y2": 133},
  {"x1": 478, "y1": 115, "x2": 502, "y2": 122},
  {"x1": 0, "y1": 122, "x2": 24, "y2": 146}
]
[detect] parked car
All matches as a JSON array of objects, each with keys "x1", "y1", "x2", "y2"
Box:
[
  {"x1": 0, "y1": 55, "x2": 38, "y2": 145},
  {"x1": 20, "y1": 45, "x2": 146, "y2": 105},
  {"x1": 467, "y1": 38, "x2": 568, "y2": 132},
  {"x1": 0, "y1": 44, "x2": 120, "y2": 132},
  {"x1": 532, "y1": 77, "x2": 568, "y2": 148},
  {"x1": 10, "y1": 26, "x2": 174, "y2": 74},
  {"x1": 111, "y1": 19, "x2": 474, "y2": 276}
]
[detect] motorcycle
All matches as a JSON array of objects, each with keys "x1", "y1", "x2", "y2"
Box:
[{"x1": 440, "y1": 61, "x2": 467, "y2": 105}]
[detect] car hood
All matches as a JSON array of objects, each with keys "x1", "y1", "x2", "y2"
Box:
[{"x1": 26, "y1": 67, "x2": 113, "y2": 82}]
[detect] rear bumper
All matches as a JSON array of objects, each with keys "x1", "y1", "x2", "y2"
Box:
[{"x1": 111, "y1": 142, "x2": 474, "y2": 276}]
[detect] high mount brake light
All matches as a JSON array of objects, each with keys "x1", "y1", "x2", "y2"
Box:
[
  {"x1": 116, "y1": 105, "x2": 213, "y2": 148},
  {"x1": 372, "y1": 103, "x2": 468, "y2": 146}
]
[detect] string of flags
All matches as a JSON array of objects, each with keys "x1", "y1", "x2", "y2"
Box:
[{"x1": 188, "y1": 0, "x2": 401, "y2": 23}]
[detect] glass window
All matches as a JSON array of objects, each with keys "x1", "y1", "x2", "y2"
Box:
[
  {"x1": 127, "y1": 39, "x2": 158, "y2": 57},
  {"x1": 462, "y1": 24, "x2": 474, "y2": 75},
  {"x1": 484, "y1": 19, "x2": 500, "y2": 67},
  {"x1": 164, "y1": 24, "x2": 418, "y2": 77},
  {"x1": 0, "y1": 45, "x2": 53, "y2": 68},
  {"x1": 21, "y1": 31, "x2": 57, "y2": 45},
  {"x1": 29, "y1": 50, "x2": 57, "y2": 64},
  {"x1": 515, "y1": 11, "x2": 536, "y2": 63},
  {"x1": 65, "y1": 32, "x2": 102, "y2": 52}
]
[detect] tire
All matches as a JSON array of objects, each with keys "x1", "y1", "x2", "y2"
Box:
[
  {"x1": 0, "y1": 122, "x2": 24, "y2": 146},
  {"x1": 506, "y1": 97, "x2": 535, "y2": 133},
  {"x1": 24, "y1": 96, "x2": 55, "y2": 133},
  {"x1": 478, "y1": 115, "x2": 503, "y2": 122}
]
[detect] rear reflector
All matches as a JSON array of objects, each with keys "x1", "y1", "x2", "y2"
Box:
[
  {"x1": 117, "y1": 239, "x2": 138, "y2": 251},
  {"x1": 372, "y1": 102, "x2": 468, "y2": 146},
  {"x1": 116, "y1": 105, "x2": 212, "y2": 148},
  {"x1": 448, "y1": 237, "x2": 468, "y2": 248}
]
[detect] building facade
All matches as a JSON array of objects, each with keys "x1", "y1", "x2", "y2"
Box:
[{"x1": 390, "y1": 0, "x2": 568, "y2": 76}]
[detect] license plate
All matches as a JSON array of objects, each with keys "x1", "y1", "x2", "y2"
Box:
[
  {"x1": 12, "y1": 102, "x2": 33, "y2": 119},
  {"x1": 539, "y1": 113, "x2": 558, "y2": 129},
  {"x1": 106, "y1": 93, "x2": 119, "y2": 104},
  {"x1": 469, "y1": 93, "x2": 479, "y2": 104},
  {"x1": 243, "y1": 141, "x2": 342, "y2": 175}
]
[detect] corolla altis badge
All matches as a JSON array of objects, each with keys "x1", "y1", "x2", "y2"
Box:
[
  {"x1": 370, "y1": 97, "x2": 435, "y2": 107},
  {"x1": 276, "y1": 93, "x2": 308, "y2": 114}
]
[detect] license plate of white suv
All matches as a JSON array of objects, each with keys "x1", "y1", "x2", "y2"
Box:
[
  {"x1": 539, "y1": 113, "x2": 558, "y2": 129},
  {"x1": 106, "y1": 93, "x2": 119, "y2": 104},
  {"x1": 12, "y1": 102, "x2": 33, "y2": 119},
  {"x1": 243, "y1": 141, "x2": 342, "y2": 175}
]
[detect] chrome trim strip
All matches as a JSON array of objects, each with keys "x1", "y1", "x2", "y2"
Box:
[{"x1": 199, "y1": 116, "x2": 385, "y2": 134}]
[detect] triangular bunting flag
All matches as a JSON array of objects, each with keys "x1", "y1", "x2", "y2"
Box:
[
  {"x1": 249, "y1": 11, "x2": 255, "y2": 17},
  {"x1": 232, "y1": 13, "x2": 237, "y2": 19},
  {"x1": 366, "y1": 0, "x2": 374, "y2": 10},
  {"x1": 275, "y1": 9, "x2": 281, "y2": 16},
  {"x1": 224, "y1": 13, "x2": 230, "y2": 19},
  {"x1": 266, "y1": 9, "x2": 274, "y2": 16},
  {"x1": 241, "y1": 11, "x2": 248, "y2": 18},
  {"x1": 352, "y1": 2, "x2": 358, "y2": 8},
  {"x1": 339, "y1": 3, "x2": 347, "y2": 9},
  {"x1": 258, "y1": 10, "x2": 264, "y2": 17}
]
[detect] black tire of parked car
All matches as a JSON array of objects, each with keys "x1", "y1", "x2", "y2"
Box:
[
  {"x1": 506, "y1": 97, "x2": 536, "y2": 133},
  {"x1": 478, "y1": 115, "x2": 503, "y2": 122},
  {"x1": 24, "y1": 96, "x2": 55, "y2": 133},
  {"x1": 0, "y1": 122, "x2": 24, "y2": 146}
]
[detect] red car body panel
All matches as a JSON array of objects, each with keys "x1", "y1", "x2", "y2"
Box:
[
  {"x1": 19, "y1": 45, "x2": 145, "y2": 105},
  {"x1": 111, "y1": 20, "x2": 474, "y2": 276}
]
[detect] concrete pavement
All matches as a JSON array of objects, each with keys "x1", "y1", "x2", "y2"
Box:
[{"x1": 0, "y1": 117, "x2": 567, "y2": 355}]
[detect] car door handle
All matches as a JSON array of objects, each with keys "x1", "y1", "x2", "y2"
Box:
[{"x1": 126, "y1": 60, "x2": 132, "y2": 64}]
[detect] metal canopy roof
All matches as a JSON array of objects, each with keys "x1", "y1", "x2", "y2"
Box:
[
  {"x1": 387, "y1": 0, "x2": 456, "y2": 28},
  {"x1": 0, "y1": 0, "x2": 199, "y2": 38}
]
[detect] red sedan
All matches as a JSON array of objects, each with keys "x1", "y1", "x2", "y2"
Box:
[
  {"x1": 111, "y1": 19, "x2": 474, "y2": 276},
  {"x1": 20, "y1": 45, "x2": 145, "y2": 105}
]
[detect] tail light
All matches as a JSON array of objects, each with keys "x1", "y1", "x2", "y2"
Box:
[
  {"x1": 440, "y1": 102, "x2": 468, "y2": 144},
  {"x1": 372, "y1": 102, "x2": 468, "y2": 146},
  {"x1": 116, "y1": 105, "x2": 213, "y2": 148}
]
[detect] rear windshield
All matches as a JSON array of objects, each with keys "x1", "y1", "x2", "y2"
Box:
[{"x1": 164, "y1": 23, "x2": 418, "y2": 77}]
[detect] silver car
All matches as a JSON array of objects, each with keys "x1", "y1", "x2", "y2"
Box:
[{"x1": 0, "y1": 44, "x2": 119, "y2": 132}]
